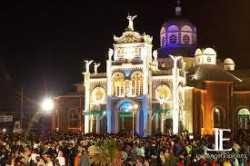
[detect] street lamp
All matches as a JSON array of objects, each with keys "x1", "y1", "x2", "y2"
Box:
[
  {"x1": 2, "y1": 128, "x2": 7, "y2": 133},
  {"x1": 129, "y1": 104, "x2": 138, "y2": 140},
  {"x1": 41, "y1": 98, "x2": 54, "y2": 113}
]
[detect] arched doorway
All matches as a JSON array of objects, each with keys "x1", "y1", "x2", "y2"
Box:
[
  {"x1": 68, "y1": 109, "x2": 80, "y2": 130},
  {"x1": 238, "y1": 108, "x2": 250, "y2": 130},
  {"x1": 151, "y1": 113, "x2": 161, "y2": 134},
  {"x1": 117, "y1": 99, "x2": 139, "y2": 133},
  {"x1": 163, "y1": 116, "x2": 173, "y2": 135}
]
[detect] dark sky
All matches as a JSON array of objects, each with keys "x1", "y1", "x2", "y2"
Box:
[{"x1": 0, "y1": 0, "x2": 249, "y2": 100}]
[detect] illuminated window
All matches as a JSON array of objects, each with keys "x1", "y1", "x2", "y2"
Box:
[
  {"x1": 131, "y1": 71, "x2": 143, "y2": 96},
  {"x1": 162, "y1": 63, "x2": 166, "y2": 67},
  {"x1": 213, "y1": 107, "x2": 223, "y2": 128},
  {"x1": 112, "y1": 72, "x2": 125, "y2": 97},
  {"x1": 117, "y1": 48, "x2": 121, "y2": 55},
  {"x1": 238, "y1": 108, "x2": 250, "y2": 129},
  {"x1": 183, "y1": 35, "x2": 190, "y2": 45},
  {"x1": 69, "y1": 109, "x2": 80, "y2": 128},
  {"x1": 161, "y1": 36, "x2": 166, "y2": 46},
  {"x1": 207, "y1": 57, "x2": 211, "y2": 62},
  {"x1": 125, "y1": 80, "x2": 130, "y2": 97},
  {"x1": 169, "y1": 34, "x2": 177, "y2": 44}
]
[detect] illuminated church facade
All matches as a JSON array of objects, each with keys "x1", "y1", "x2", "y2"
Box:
[{"x1": 52, "y1": 5, "x2": 250, "y2": 137}]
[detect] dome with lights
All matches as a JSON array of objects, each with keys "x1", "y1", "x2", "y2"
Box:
[
  {"x1": 158, "y1": 1, "x2": 197, "y2": 58},
  {"x1": 224, "y1": 58, "x2": 235, "y2": 65},
  {"x1": 223, "y1": 58, "x2": 235, "y2": 71},
  {"x1": 195, "y1": 47, "x2": 217, "y2": 65}
]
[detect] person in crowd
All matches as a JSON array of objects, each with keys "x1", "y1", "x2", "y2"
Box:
[
  {"x1": 56, "y1": 151, "x2": 65, "y2": 166},
  {"x1": 0, "y1": 130, "x2": 249, "y2": 166}
]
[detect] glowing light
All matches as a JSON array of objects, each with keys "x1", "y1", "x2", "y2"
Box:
[
  {"x1": 41, "y1": 98, "x2": 54, "y2": 112},
  {"x1": 128, "y1": 104, "x2": 138, "y2": 111},
  {"x1": 2, "y1": 128, "x2": 6, "y2": 133},
  {"x1": 124, "y1": 71, "x2": 131, "y2": 77}
]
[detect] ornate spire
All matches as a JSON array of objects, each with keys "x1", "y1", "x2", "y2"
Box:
[
  {"x1": 126, "y1": 14, "x2": 137, "y2": 31},
  {"x1": 175, "y1": 0, "x2": 182, "y2": 16}
]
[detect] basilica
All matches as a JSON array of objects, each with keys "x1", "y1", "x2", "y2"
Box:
[{"x1": 52, "y1": 5, "x2": 250, "y2": 137}]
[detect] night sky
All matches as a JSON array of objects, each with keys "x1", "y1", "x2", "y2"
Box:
[{"x1": 0, "y1": 0, "x2": 249, "y2": 100}]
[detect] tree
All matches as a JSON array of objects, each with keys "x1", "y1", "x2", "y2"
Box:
[
  {"x1": 163, "y1": 153, "x2": 178, "y2": 166},
  {"x1": 88, "y1": 139, "x2": 119, "y2": 166}
]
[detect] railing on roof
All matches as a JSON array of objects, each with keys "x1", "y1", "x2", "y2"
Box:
[{"x1": 90, "y1": 73, "x2": 107, "y2": 78}]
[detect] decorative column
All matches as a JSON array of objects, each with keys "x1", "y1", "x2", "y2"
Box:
[
  {"x1": 141, "y1": 54, "x2": 149, "y2": 137},
  {"x1": 96, "y1": 114, "x2": 100, "y2": 133},
  {"x1": 83, "y1": 60, "x2": 93, "y2": 134},
  {"x1": 106, "y1": 48, "x2": 113, "y2": 133},
  {"x1": 170, "y1": 55, "x2": 182, "y2": 135},
  {"x1": 147, "y1": 111, "x2": 152, "y2": 135},
  {"x1": 155, "y1": 114, "x2": 159, "y2": 131},
  {"x1": 115, "y1": 111, "x2": 119, "y2": 133},
  {"x1": 160, "y1": 102, "x2": 165, "y2": 134},
  {"x1": 148, "y1": 75, "x2": 153, "y2": 135}
]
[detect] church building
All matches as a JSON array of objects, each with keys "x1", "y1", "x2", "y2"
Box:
[{"x1": 51, "y1": 4, "x2": 250, "y2": 137}]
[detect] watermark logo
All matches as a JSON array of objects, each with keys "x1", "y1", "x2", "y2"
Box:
[{"x1": 207, "y1": 128, "x2": 232, "y2": 152}]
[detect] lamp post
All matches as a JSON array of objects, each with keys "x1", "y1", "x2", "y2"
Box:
[
  {"x1": 41, "y1": 98, "x2": 54, "y2": 113},
  {"x1": 40, "y1": 97, "x2": 54, "y2": 134},
  {"x1": 129, "y1": 104, "x2": 138, "y2": 140}
]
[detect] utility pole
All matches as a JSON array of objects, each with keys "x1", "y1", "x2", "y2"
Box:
[{"x1": 21, "y1": 87, "x2": 23, "y2": 129}]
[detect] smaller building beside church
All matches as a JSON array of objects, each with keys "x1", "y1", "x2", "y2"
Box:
[{"x1": 51, "y1": 83, "x2": 84, "y2": 131}]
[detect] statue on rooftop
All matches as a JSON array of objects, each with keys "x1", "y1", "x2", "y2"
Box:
[
  {"x1": 153, "y1": 50, "x2": 158, "y2": 62},
  {"x1": 84, "y1": 60, "x2": 93, "y2": 73},
  {"x1": 127, "y1": 14, "x2": 137, "y2": 31},
  {"x1": 94, "y1": 62, "x2": 101, "y2": 74},
  {"x1": 169, "y1": 55, "x2": 182, "y2": 69},
  {"x1": 108, "y1": 48, "x2": 113, "y2": 60}
]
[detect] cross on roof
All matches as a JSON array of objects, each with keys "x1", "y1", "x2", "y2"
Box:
[{"x1": 177, "y1": 0, "x2": 180, "y2": 7}]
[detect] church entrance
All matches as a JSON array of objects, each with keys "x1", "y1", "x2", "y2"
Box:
[
  {"x1": 119, "y1": 114, "x2": 134, "y2": 132},
  {"x1": 116, "y1": 99, "x2": 139, "y2": 134},
  {"x1": 164, "y1": 118, "x2": 173, "y2": 135}
]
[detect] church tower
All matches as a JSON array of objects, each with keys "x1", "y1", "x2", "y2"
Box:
[{"x1": 158, "y1": 1, "x2": 197, "y2": 58}]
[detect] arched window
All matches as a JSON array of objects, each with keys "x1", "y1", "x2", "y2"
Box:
[
  {"x1": 207, "y1": 57, "x2": 211, "y2": 62},
  {"x1": 238, "y1": 108, "x2": 250, "y2": 129},
  {"x1": 131, "y1": 71, "x2": 143, "y2": 96},
  {"x1": 180, "y1": 25, "x2": 192, "y2": 32},
  {"x1": 213, "y1": 107, "x2": 224, "y2": 128},
  {"x1": 112, "y1": 72, "x2": 125, "y2": 97},
  {"x1": 161, "y1": 36, "x2": 166, "y2": 46},
  {"x1": 181, "y1": 25, "x2": 192, "y2": 45},
  {"x1": 124, "y1": 80, "x2": 130, "y2": 97},
  {"x1": 69, "y1": 109, "x2": 80, "y2": 128},
  {"x1": 160, "y1": 27, "x2": 166, "y2": 47},
  {"x1": 183, "y1": 35, "x2": 190, "y2": 45},
  {"x1": 169, "y1": 34, "x2": 177, "y2": 44},
  {"x1": 117, "y1": 48, "x2": 121, "y2": 55}
]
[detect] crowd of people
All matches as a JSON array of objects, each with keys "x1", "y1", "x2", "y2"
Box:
[{"x1": 0, "y1": 130, "x2": 249, "y2": 166}]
